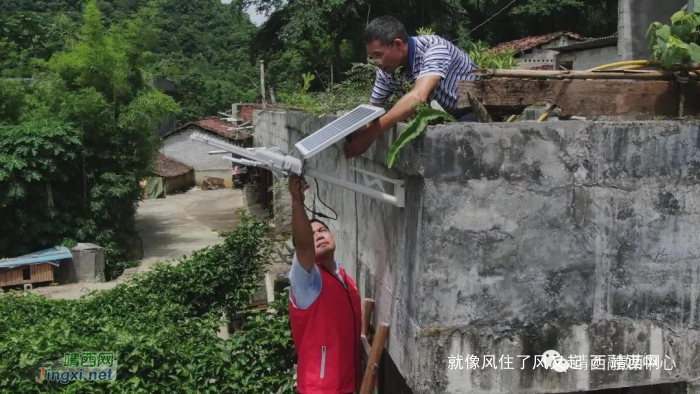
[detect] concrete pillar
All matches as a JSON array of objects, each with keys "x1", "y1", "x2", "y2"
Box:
[{"x1": 618, "y1": 0, "x2": 687, "y2": 60}]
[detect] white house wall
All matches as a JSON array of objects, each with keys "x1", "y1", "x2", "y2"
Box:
[{"x1": 161, "y1": 128, "x2": 233, "y2": 187}]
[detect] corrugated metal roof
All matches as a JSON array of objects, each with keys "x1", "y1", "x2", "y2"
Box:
[
  {"x1": 552, "y1": 34, "x2": 618, "y2": 52},
  {"x1": 0, "y1": 246, "x2": 72, "y2": 269}
]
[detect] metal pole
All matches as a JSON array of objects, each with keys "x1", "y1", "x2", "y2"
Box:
[
  {"x1": 689, "y1": 0, "x2": 695, "y2": 13},
  {"x1": 305, "y1": 168, "x2": 404, "y2": 208}
]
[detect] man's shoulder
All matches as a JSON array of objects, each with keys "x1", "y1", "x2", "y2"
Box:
[
  {"x1": 376, "y1": 67, "x2": 396, "y2": 81},
  {"x1": 414, "y1": 34, "x2": 454, "y2": 49}
]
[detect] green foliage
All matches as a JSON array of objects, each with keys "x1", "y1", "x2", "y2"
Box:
[
  {"x1": 279, "y1": 62, "x2": 377, "y2": 115},
  {"x1": 301, "y1": 72, "x2": 316, "y2": 93},
  {"x1": 465, "y1": 41, "x2": 519, "y2": 69},
  {"x1": 0, "y1": 120, "x2": 83, "y2": 256},
  {"x1": 648, "y1": 6, "x2": 700, "y2": 67},
  {"x1": 103, "y1": 260, "x2": 138, "y2": 282},
  {"x1": 0, "y1": 79, "x2": 29, "y2": 123},
  {"x1": 0, "y1": 1, "x2": 179, "y2": 273},
  {"x1": 0, "y1": 11, "x2": 80, "y2": 77},
  {"x1": 416, "y1": 27, "x2": 435, "y2": 36},
  {"x1": 386, "y1": 105, "x2": 456, "y2": 169},
  {"x1": 149, "y1": 54, "x2": 258, "y2": 122},
  {"x1": 0, "y1": 213, "x2": 296, "y2": 393}
]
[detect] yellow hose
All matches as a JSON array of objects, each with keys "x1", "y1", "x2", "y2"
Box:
[
  {"x1": 506, "y1": 115, "x2": 518, "y2": 122},
  {"x1": 610, "y1": 65, "x2": 647, "y2": 71},
  {"x1": 537, "y1": 105, "x2": 557, "y2": 123},
  {"x1": 588, "y1": 60, "x2": 660, "y2": 72}
]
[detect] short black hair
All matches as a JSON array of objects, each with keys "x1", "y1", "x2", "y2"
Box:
[
  {"x1": 291, "y1": 219, "x2": 330, "y2": 248},
  {"x1": 364, "y1": 16, "x2": 409, "y2": 46},
  {"x1": 310, "y1": 218, "x2": 329, "y2": 231}
]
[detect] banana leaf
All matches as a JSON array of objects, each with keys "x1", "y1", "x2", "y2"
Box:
[{"x1": 386, "y1": 108, "x2": 456, "y2": 169}]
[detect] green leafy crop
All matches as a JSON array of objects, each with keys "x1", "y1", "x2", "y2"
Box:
[{"x1": 648, "y1": 4, "x2": 700, "y2": 67}]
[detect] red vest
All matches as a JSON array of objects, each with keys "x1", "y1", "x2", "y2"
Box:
[{"x1": 289, "y1": 263, "x2": 362, "y2": 394}]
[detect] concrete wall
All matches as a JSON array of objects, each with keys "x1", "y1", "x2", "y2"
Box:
[
  {"x1": 618, "y1": 0, "x2": 686, "y2": 60},
  {"x1": 57, "y1": 244, "x2": 106, "y2": 284},
  {"x1": 161, "y1": 128, "x2": 233, "y2": 187},
  {"x1": 516, "y1": 36, "x2": 579, "y2": 70},
  {"x1": 556, "y1": 45, "x2": 619, "y2": 70},
  {"x1": 255, "y1": 110, "x2": 700, "y2": 393}
]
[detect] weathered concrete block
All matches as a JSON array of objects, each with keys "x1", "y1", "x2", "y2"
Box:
[
  {"x1": 253, "y1": 110, "x2": 700, "y2": 393},
  {"x1": 58, "y1": 244, "x2": 106, "y2": 284}
]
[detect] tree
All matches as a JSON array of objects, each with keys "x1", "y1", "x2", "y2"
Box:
[
  {"x1": 244, "y1": 0, "x2": 368, "y2": 80},
  {"x1": 1, "y1": 0, "x2": 179, "y2": 263}
]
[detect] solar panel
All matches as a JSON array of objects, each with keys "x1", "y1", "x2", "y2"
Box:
[{"x1": 295, "y1": 104, "x2": 385, "y2": 159}]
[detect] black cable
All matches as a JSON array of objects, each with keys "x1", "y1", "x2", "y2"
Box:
[
  {"x1": 299, "y1": 177, "x2": 338, "y2": 221},
  {"x1": 314, "y1": 178, "x2": 338, "y2": 221}
]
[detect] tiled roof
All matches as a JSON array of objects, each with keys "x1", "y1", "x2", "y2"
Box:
[
  {"x1": 155, "y1": 154, "x2": 193, "y2": 178},
  {"x1": 162, "y1": 118, "x2": 252, "y2": 141},
  {"x1": 551, "y1": 34, "x2": 618, "y2": 53},
  {"x1": 491, "y1": 31, "x2": 583, "y2": 53}
]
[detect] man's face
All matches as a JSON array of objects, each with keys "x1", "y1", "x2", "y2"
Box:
[
  {"x1": 367, "y1": 38, "x2": 404, "y2": 73},
  {"x1": 312, "y1": 221, "x2": 336, "y2": 259}
]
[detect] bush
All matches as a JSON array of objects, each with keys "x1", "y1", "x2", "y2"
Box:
[{"x1": 0, "y1": 212, "x2": 296, "y2": 393}]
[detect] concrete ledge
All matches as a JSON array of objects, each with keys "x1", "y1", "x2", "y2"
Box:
[{"x1": 253, "y1": 110, "x2": 700, "y2": 393}]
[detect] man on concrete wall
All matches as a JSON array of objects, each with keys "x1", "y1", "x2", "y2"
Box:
[
  {"x1": 287, "y1": 175, "x2": 362, "y2": 394},
  {"x1": 344, "y1": 15, "x2": 478, "y2": 159}
]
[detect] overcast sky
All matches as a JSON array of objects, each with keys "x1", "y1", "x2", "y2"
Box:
[{"x1": 221, "y1": 0, "x2": 268, "y2": 26}]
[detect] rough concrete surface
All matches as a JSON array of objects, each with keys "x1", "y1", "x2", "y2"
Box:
[
  {"x1": 618, "y1": 0, "x2": 685, "y2": 61},
  {"x1": 34, "y1": 188, "x2": 244, "y2": 300},
  {"x1": 255, "y1": 110, "x2": 700, "y2": 394},
  {"x1": 136, "y1": 188, "x2": 243, "y2": 271}
]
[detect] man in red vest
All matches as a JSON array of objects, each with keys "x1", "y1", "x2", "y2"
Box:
[{"x1": 288, "y1": 175, "x2": 362, "y2": 394}]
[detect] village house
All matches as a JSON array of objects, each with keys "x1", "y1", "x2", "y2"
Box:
[
  {"x1": 491, "y1": 31, "x2": 583, "y2": 70},
  {"x1": 160, "y1": 118, "x2": 252, "y2": 187},
  {"x1": 553, "y1": 34, "x2": 619, "y2": 70}
]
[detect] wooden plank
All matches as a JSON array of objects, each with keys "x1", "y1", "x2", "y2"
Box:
[
  {"x1": 31, "y1": 263, "x2": 54, "y2": 283},
  {"x1": 458, "y1": 79, "x2": 700, "y2": 117},
  {"x1": 361, "y1": 335, "x2": 372, "y2": 358},
  {"x1": 476, "y1": 69, "x2": 685, "y2": 80},
  {"x1": 0, "y1": 269, "x2": 21, "y2": 287},
  {"x1": 0, "y1": 264, "x2": 55, "y2": 287},
  {"x1": 360, "y1": 323, "x2": 390, "y2": 394}
]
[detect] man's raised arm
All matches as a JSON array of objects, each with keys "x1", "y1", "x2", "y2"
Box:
[
  {"x1": 289, "y1": 175, "x2": 315, "y2": 272},
  {"x1": 344, "y1": 75, "x2": 441, "y2": 159}
]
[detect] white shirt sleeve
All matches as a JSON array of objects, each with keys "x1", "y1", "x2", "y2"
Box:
[{"x1": 289, "y1": 253, "x2": 322, "y2": 309}]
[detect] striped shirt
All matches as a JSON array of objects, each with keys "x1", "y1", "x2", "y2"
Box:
[{"x1": 370, "y1": 35, "x2": 477, "y2": 114}]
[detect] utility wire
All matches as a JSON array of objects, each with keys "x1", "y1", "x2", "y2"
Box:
[{"x1": 469, "y1": 0, "x2": 521, "y2": 34}]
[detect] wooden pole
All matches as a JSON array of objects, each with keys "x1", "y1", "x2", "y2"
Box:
[
  {"x1": 477, "y1": 68, "x2": 686, "y2": 81},
  {"x1": 260, "y1": 60, "x2": 266, "y2": 108},
  {"x1": 360, "y1": 323, "x2": 389, "y2": 394},
  {"x1": 269, "y1": 87, "x2": 276, "y2": 105},
  {"x1": 466, "y1": 89, "x2": 492, "y2": 123},
  {"x1": 361, "y1": 298, "x2": 374, "y2": 337}
]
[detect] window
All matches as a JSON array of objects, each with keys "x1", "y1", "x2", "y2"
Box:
[{"x1": 22, "y1": 266, "x2": 31, "y2": 281}]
